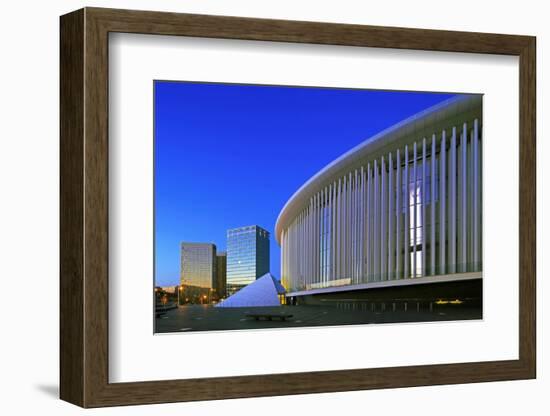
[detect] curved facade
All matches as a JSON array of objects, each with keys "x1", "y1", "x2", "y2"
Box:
[{"x1": 276, "y1": 95, "x2": 482, "y2": 294}]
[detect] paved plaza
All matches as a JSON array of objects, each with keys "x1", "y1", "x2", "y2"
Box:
[{"x1": 155, "y1": 302, "x2": 482, "y2": 333}]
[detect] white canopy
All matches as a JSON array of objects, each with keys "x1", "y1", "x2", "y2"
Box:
[{"x1": 216, "y1": 273, "x2": 285, "y2": 308}]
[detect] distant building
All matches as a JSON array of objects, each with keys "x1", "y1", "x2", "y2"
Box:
[
  {"x1": 216, "y1": 251, "x2": 227, "y2": 299},
  {"x1": 180, "y1": 242, "x2": 217, "y2": 303},
  {"x1": 160, "y1": 286, "x2": 178, "y2": 294},
  {"x1": 155, "y1": 286, "x2": 178, "y2": 305},
  {"x1": 226, "y1": 225, "x2": 270, "y2": 295}
]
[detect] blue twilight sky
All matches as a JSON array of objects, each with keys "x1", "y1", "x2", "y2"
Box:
[{"x1": 154, "y1": 81, "x2": 455, "y2": 286}]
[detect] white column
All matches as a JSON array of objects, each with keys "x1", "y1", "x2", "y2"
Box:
[
  {"x1": 283, "y1": 226, "x2": 294, "y2": 289},
  {"x1": 450, "y1": 127, "x2": 457, "y2": 274},
  {"x1": 412, "y1": 142, "x2": 417, "y2": 277},
  {"x1": 342, "y1": 176, "x2": 347, "y2": 280},
  {"x1": 292, "y1": 216, "x2": 296, "y2": 286},
  {"x1": 310, "y1": 199, "x2": 313, "y2": 286},
  {"x1": 350, "y1": 173, "x2": 354, "y2": 283},
  {"x1": 300, "y1": 209, "x2": 307, "y2": 286},
  {"x1": 327, "y1": 184, "x2": 331, "y2": 283},
  {"x1": 294, "y1": 222, "x2": 298, "y2": 289},
  {"x1": 309, "y1": 201, "x2": 313, "y2": 286},
  {"x1": 299, "y1": 215, "x2": 302, "y2": 287},
  {"x1": 317, "y1": 189, "x2": 325, "y2": 283},
  {"x1": 460, "y1": 123, "x2": 468, "y2": 272},
  {"x1": 354, "y1": 170, "x2": 359, "y2": 283},
  {"x1": 308, "y1": 203, "x2": 312, "y2": 287},
  {"x1": 422, "y1": 138, "x2": 427, "y2": 277},
  {"x1": 374, "y1": 160, "x2": 379, "y2": 281},
  {"x1": 340, "y1": 177, "x2": 345, "y2": 280},
  {"x1": 330, "y1": 182, "x2": 337, "y2": 280},
  {"x1": 307, "y1": 206, "x2": 309, "y2": 285},
  {"x1": 345, "y1": 174, "x2": 349, "y2": 280},
  {"x1": 296, "y1": 217, "x2": 299, "y2": 286},
  {"x1": 310, "y1": 201, "x2": 314, "y2": 286},
  {"x1": 281, "y1": 229, "x2": 285, "y2": 287},
  {"x1": 473, "y1": 119, "x2": 480, "y2": 270},
  {"x1": 302, "y1": 211, "x2": 305, "y2": 284},
  {"x1": 430, "y1": 135, "x2": 436, "y2": 275},
  {"x1": 298, "y1": 212, "x2": 301, "y2": 284},
  {"x1": 439, "y1": 130, "x2": 447, "y2": 275},
  {"x1": 306, "y1": 205, "x2": 310, "y2": 284},
  {"x1": 311, "y1": 194, "x2": 319, "y2": 283},
  {"x1": 351, "y1": 172, "x2": 356, "y2": 281},
  {"x1": 380, "y1": 156, "x2": 387, "y2": 280},
  {"x1": 327, "y1": 186, "x2": 330, "y2": 283},
  {"x1": 366, "y1": 163, "x2": 372, "y2": 281},
  {"x1": 468, "y1": 129, "x2": 474, "y2": 268},
  {"x1": 304, "y1": 205, "x2": 308, "y2": 288},
  {"x1": 350, "y1": 172, "x2": 354, "y2": 282},
  {"x1": 286, "y1": 229, "x2": 290, "y2": 289},
  {"x1": 341, "y1": 176, "x2": 346, "y2": 280},
  {"x1": 346, "y1": 172, "x2": 353, "y2": 278},
  {"x1": 302, "y1": 210, "x2": 305, "y2": 285},
  {"x1": 336, "y1": 178, "x2": 341, "y2": 280},
  {"x1": 289, "y1": 224, "x2": 292, "y2": 288},
  {"x1": 324, "y1": 187, "x2": 328, "y2": 283},
  {"x1": 312, "y1": 194, "x2": 316, "y2": 285},
  {"x1": 323, "y1": 188, "x2": 328, "y2": 285},
  {"x1": 404, "y1": 146, "x2": 409, "y2": 279},
  {"x1": 360, "y1": 167, "x2": 365, "y2": 282},
  {"x1": 357, "y1": 169, "x2": 362, "y2": 282},
  {"x1": 303, "y1": 207, "x2": 306, "y2": 287},
  {"x1": 326, "y1": 183, "x2": 330, "y2": 283},
  {"x1": 396, "y1": 149, "x2": 401, "y2": 280},
  {"x1": 317, "y1": 192, "x2": 321, "y2": 282},
  {"x1": 287, "y1": 229, "x2": 291, "y2": 288},
  {"x1": 342, "y1": 176, "x2": 346, "y2": 280},
  {"x1": 290, "y1": 219, "x2": 294, "y2": 287},
  {"x1": 388, "y1": 152, "x2": 394, "y2": 280}
]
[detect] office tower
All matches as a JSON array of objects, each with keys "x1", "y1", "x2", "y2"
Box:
[
  {"x1": 180, "y1": 242, "x2": 217, "y2": 288},
  {"x1": 226, "y1": 225, "x2": 270, "y2": 295},
  {"x1": 215, "y1": 251, "x2": 227, "y2": 299}
]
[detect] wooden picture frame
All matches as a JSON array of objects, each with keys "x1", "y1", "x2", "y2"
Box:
[{"x1": 60, "y1": 7, "x2": 536, "y2": 408}]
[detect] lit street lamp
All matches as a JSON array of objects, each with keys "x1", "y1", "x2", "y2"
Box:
[{"x1": 178, "y1": 285, "x2": 184, "y2": 306}]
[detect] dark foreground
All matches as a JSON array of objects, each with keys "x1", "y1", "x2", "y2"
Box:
[{"x1": 155, "y1": 302, "x2": 482, "y2": 333}]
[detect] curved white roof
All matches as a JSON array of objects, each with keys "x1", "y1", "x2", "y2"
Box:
[{"x1": 275, "y1": 94, "x2": 482, "y2": 244}]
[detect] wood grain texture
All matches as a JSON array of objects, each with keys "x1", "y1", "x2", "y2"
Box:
[
  {"x1": 59, "y1": 8, "x2": 84, "y2": 407},
  {"x1": 518, "y1": 37, "x2": 536, "y2": 376},
  {"x1": 83, "y1": 9, "x2": 110, "y2": 406},
  {"x1": 59, "y1": 7, "x2": 537, "y2": 408}
]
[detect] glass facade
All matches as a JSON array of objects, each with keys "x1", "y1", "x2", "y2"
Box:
[
  {"x1": 180, "y1": 242, "x2": 216, "y2": 289},
  {"x1": 226, "y1": 225, "x2": 270, "y2": 293},
  {"x1": 405, "y1": 155, "x2": 436, "y2": 278}
]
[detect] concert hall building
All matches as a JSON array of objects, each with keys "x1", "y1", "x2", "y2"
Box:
[{"x1": 275, "y1": 95, "x2": 482, "y2": 305}]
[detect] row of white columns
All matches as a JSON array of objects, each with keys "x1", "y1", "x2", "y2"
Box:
[{"x1": 281, "y1": 119, "x2": 481, "y2": 293}]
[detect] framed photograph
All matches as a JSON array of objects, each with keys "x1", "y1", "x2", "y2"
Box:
[{"x1": 60, "y1": 7, "x2": 536, "y2": 408}]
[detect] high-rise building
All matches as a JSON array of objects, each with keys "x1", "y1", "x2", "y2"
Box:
[
  {"x1": 215, "y1": 251, "x2": 227, "y2": 299},
  {"x1": 180, "y1": 243, "x2": 216, "y2": 304},
  {"x1": 226, "y1": 225, "x2": 270, "y2": 295}
]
